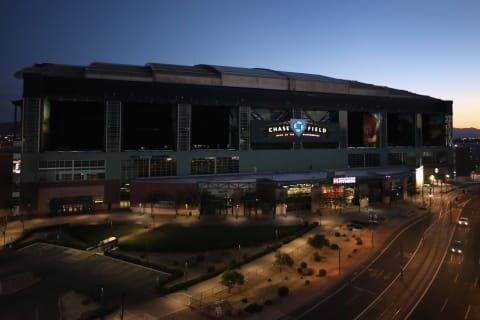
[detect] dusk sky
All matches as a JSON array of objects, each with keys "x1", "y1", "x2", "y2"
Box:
[{"x1": 1, "y1": 0, "x2": 479, "y2": 127}]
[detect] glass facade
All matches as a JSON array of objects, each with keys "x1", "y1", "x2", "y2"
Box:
[
  {"x1": 121, "y1": 156, "x2": 176, "y2": 181},
  {"x1": 38, "y1": 159, "x2": 106, "y2": 181},
  {"x1": 191, "y1": 156, "x2": 239, "y2": 175}
]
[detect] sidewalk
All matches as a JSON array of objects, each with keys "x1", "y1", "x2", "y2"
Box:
[{"x1": 2, "y1": 198, "x2": 436, "y2": 320}]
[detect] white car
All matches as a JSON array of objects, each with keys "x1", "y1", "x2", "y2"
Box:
[{"x1": 458, "y1": 217, "x2": 469, "y2": 226}]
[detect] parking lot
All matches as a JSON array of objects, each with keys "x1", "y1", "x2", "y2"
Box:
[{"x1": 0, "y1": 243, "x2": 170, "y2": 320}]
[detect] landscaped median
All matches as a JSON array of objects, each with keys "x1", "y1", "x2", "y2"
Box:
[{"x1": 111, "y1": 221, "x2": 318, "y2": 293}]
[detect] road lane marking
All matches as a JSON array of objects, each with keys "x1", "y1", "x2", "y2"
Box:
[
  {"x1": 440, "y1": 298, "x2": 448, "y2": 312},
  {"x1": 465, "y1": 304, "x2": 471, "y2": 319},
  {"x1": 474, "y1": 276, "x2": 479, "y2": 289},
  {"x1": 392, "y1": 307, "x2": 401, "y2": 319},
  {"x1": 376, "y1": 269, "x2": 385, "y2": 279},
  {"x1": 379, "y1": 304, "x2": 392, "y2": 319},
  {"x1": 384, "y1": 271, "x2": 392, "y2": 281},
  {"x1": 454, "y1": 273, "x2": 459, "y2": 284},
  {"x1": 345, "y1": 293, "x2": 361, "y2": 306},
  {"x1": 353, "y1": 286, "x2": 377, "y2": 296}
]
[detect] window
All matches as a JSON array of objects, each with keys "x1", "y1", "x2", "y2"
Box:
[
  {"x1": 191, "y1": 156, "x2": 240, "y2": 175},
  {"x1": 348, "y1": 153, "x2": 380, "y2": 168},
  {"x1": 121, "y1": 156, "x2": 176, "y2": 181},
  {"x1": 191, "y1": 157, "x2": 216, "y2": 175},
  {"x1": 216, "y1": 156, "x2": 240, "y2": 174},
  {"x1": 39, "y1": 159, "x2": 106, "y2": 182},
  {"x1": 348, "y1": 154, "x2": 364, "y2": 168},
  {"x1": 150, "y1": 156, "x2": 177, "y2": 177}
]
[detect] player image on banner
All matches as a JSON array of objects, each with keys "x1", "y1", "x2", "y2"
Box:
[{"x1": 363, "y1": 112, "x2": 380, "y2": 147}]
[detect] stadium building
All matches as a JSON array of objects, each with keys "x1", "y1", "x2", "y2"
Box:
[{"x1": 13, "y1": 62, "x2": 453, "y2": 215}]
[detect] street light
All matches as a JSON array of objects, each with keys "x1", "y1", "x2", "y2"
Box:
[
  {"x1": 428, "y1": 188, "x2": 433, "y2": 213},
  {"x1": 338, "y1": 246, "x2": 341, "y2": 274},
  {"x1": 316, "y1": 209, "x2": 322, "y2": 226},
  {"x1": 371, "y1": 230, "x2": 374, "y2": 248}
]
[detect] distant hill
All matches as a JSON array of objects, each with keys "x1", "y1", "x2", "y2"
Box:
[{"x1": 453, "y1": 127, "x2": 480, "y2": 139}]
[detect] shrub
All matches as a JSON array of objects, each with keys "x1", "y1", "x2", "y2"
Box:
[
  {"x1": 220, "y1": 269, "x2": 245, "y2": 291},
  {"x1": 305, "y1": 280, "x2": 310, "y2": 285},
  {"x1": 278, "y1": 286, "x2": 289, "y2": 297},
  {"x1": 274, "y1": 251, "x2": 294, "y2": 268},
  {"x1": 318, "y1": 269, "x2": 327, "y2": 277},
  {"x1": 313, "y1": 251, "x2": 323, "y2": 262},
  {"x1": 305, "y1": 268, "x2": 314, "y2": 276},
  {"x1": 330, "y1": 243, "x2": 339, "y2": 250},
  {"x1": 308, "y1": 234, "x2": 329, "y2": 249},
  {"x1": 356, "y1": 238, "x2": 363, "y2": 245},
  {"x1": 334, "y1": 231, "x2": 341, "y2": 237},
  {"x1": 207, "y1": 266, "x2": 216, "y2": 273},
  {"x1": 300, "y1": 261, "x2": 307, "y2": 269},
  {"x1": 244, "y1": 303, "x2": 263, "y2": 313},
  {"x1": 242, "y1": 297, "x2": 249, "y2": 304},
  {"x1": 353, "y1": 248, "x2": 358, "y2": 253}
]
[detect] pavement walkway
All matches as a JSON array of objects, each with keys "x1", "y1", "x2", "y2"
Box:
[{"x1": 3, "y1": 185, "x2": 471, "y2": 320}]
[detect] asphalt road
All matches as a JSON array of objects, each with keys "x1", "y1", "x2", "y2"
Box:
[
  {"x1": 409, "y1": 191, "x2": 480, "y2": 320},
  {"x1": 293, "y1": 214, "x2": 431, "y2": 320},
  {"x1": 293, "y1": 188, "x2": 474, "y2": 320}
]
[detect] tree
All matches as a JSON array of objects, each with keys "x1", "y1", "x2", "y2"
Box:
[
  {"x1": 220, "y1": 269, "x2": 245, "y2": 292},
  {"x1": 307, "y1": 234, "x2": 329, "y2": 249},
  {"x1": 274, "y1": 251, "x2": 294, "y2": 270}
]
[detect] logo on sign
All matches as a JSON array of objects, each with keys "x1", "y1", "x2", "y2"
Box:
[{"x1": 290, "y1": 119, "x2": 306, "y2": 137}]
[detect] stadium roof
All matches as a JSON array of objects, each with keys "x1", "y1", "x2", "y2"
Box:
[{"x1": 16, "y1": 62, "x2": 436, "y2": 100}]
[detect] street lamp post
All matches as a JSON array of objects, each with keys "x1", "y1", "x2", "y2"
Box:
[
  {"x1": 400, "y1": 243, "x2": 404, "y2": 280},
  {"x1": 449, "y1": 201, "x2": 452, "y2": 224},
  {"x1": 120, "y1": 291, "x2": 125, "y2": 320},
  {"x1": 316, "y1": 209, "x2": 322, "y2": 226},
  {"x1": 371, "y1": 230, "x2": 374, "y2": 248},
  {"x1": 428, "y1": 188, "x2": 433, "y2": 213},
  {"x1": 338, "y1": 246, "x2": 341, "y2": 274}
]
